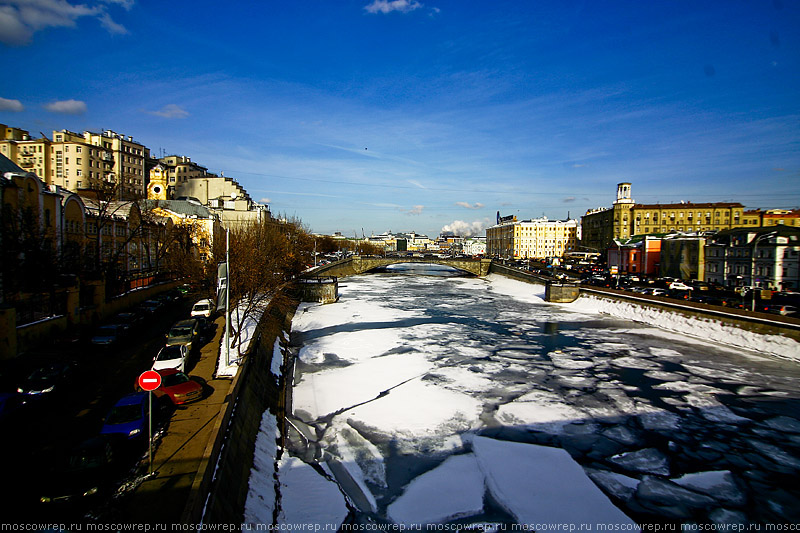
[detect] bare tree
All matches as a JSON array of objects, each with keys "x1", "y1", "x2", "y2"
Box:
[{"x1": 224, "y1": 216, "x2": 313, "y2": 353}]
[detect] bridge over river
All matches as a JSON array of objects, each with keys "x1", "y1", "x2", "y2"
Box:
[{"x1": 309, "y1": 255, "x2": 494, "y2": 277}]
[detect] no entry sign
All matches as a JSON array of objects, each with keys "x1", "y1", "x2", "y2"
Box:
[{"x1": 138, "y1": 370, "x2": 162, "y2": 391}]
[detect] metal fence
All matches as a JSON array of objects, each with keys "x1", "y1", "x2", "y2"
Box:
[{"x1": 15, "y1": 291, "x2": 68, "y2": 326}]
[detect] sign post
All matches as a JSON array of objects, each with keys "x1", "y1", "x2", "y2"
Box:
[{"x1": 138, "y1": 370, "x2": 162, "y2": 476}]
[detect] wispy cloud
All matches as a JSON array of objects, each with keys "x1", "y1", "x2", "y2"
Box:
[
  {"x1": 455, "y1": 201, "x2": 484, "y2": 209},
  {"x1": 562, "y1": 197, "x2": 576, "y2": 203},
  {"x1": 407, "y1": 179, "x2": 427, "y2": 189},
  {"x1": 147, "y1": 104, "x2": 190, "y2": 119},
  {"x1": 98, "y1": 12, "x2": 127, "y2": 34},
  {"x1": 44, "y1": 99, "x2": 87, "y2": 114},
  {"x1": 402, "y1": 205, "x2": 425, "y2": 215},
  {"x1": 364, "y1": 0, "x2": 423, "y2": 14},
  {"x1": 259, "y1": 197, "x2": 271, "y2": 204},
  {"x1": 0, "y1": 0, "x2": 131, "y2": 46},
  {"x1": 0, "y1": 97, "x2": 24, "y2": 111}
]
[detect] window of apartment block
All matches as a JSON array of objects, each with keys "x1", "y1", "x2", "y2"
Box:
[{"x1": 76, "y1": 146, "x2": 81, "y2": 153}]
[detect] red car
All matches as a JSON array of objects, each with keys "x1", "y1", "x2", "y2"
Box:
[{"x1": 136, "y1": 368, "x2": 203, "y2": 405}]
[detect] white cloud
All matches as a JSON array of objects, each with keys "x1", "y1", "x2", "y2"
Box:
[
  {"x1": 0, "y1": 97, "x2": 24, "y2": 111},
  {"x1": 98, "y1": 12, "x2": 127, "y2": 34},
  {"x1": 259, "y1": 197, "x2": 271, "y2": 204},
  {"x1": 455, "y1": 201, "x2": 484, "y2": 210},
  {"x1": 0, "y1": 0, "x2": 131, "y2": 45},
  {"x1": 147, "y1": 104, "x2": 190, "y2": 119},
  {"x1": 404, "y1": 205, "x2": 424, "y2": 215},
  {"x1": 441, "y1": 219, "x2": 489, "y2": 237},
  {"x1": 100, "y1": 0, "x2": 134, "y2": 9},
  {"x1": 407, "y1": 179, "x2": 427, "y2": 189},
  {"x1": 364, "y1": 0, "x2": 423, "y2": 14},
  {"x1": 44, "y1": 99, "x2": 87, "y2": 114}
]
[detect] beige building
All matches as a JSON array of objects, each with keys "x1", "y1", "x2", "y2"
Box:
[
  {"x1": 149, "y1": 162, "x2": 270, "y2": 229},
  {"x1": 582, "y1": 183, "x2": 747, "y2": 252},
  {"x1": 3, "y1": 126, "x2": 149, "y2": 199},
  {"x1": 487, "y1": 216, "x2": 579, "y2": 260},
  {"x1": 0, "y1": 125, "x2": 52, "y2": 183},
  {"x1": 80, "y1": 130, "x2": 149, "y2": 199},
  {"x1": 152, "y1": 155, "x2": 208, "y2": 198}
]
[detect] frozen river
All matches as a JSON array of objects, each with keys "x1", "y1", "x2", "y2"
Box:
[{"x1": 245, "y1": 266, "x2": 800, "y2": 528}]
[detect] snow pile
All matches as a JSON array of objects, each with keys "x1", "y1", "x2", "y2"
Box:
[
  {"x1": 243, "y1": 410, "x2": 281, "y2": 526},
  {"x1": 217, "y1": 302, "x2": 265, "y2": 377},
  {"x1": 563, "y1": 293, "x2": 800, "y2": 362}
]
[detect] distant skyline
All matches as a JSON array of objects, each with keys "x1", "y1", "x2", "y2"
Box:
[{"x1": 1, "y1": 0, "x2": 798, "y2": 237}]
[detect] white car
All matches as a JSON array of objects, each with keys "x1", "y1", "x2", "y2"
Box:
[
  {"x1": 153, "y1": 344, "x2": 188, "y2": 373},
  {"x1": 668, "y1": 281, "x2": 692, "y2": 291},
  {"x1": 191, "y1": 299, "x2": 215, "y2": 318}
]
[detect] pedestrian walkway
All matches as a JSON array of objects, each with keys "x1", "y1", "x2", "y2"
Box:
[{"x1": 119, "y1": 315, "x2": 234, "y2": 524}]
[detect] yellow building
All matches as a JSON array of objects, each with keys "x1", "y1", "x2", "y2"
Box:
[
  {"x1": 763, "y1": 209, "x2": 800, "y2": 228},
  {"x1": 582, "y1": 183, "x2": 748, "y2": 252},
  {"x1": 79, "y1": 130, "x2": 149, "y2": 199},
  {"x1": 0, "y1": 126, "x2": 52, "y2": 183},
  {"x1": 49, "y1": 130, "x2": 114, "y2": 194},
  {"x1": 487, "y1": 216, "x2": 579, "y2": 260},
  {"x1": 157, "y1": 155, "x2": 208, "y2": 197}
]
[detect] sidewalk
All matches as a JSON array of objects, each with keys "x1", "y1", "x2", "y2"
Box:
[{"x1": 119, "y1": 315, "x2": 234, "y2": 524}]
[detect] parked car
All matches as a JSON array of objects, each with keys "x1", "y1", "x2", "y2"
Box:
[
  {"x1": 191, "y1": 298, "x2": 215, "y2": 319},
  {"x1": 137, "y1": 369, "x2": 203, "y2": 405},
  {"x1": 17, "y1": 361, "x2": 77, "y2": 397},
  {"x1": 166, "y1": 318, "x2": 201, "y2": 352},
  {"x1": 138, "y1": 299, "x2": 164, "y2": 314},
  {"x1": 38, "y1": 435, "x2": 127, "y2": 506},
  {"x1": 91, "y1": 324, "x2": 128, "y2": 347},
  {"x1": 112, "y1": 311, "x2": 144, "y2": 332},
  {"x1": 769, "y1": 304, "x2": 797, "y2": 316},
  {"x1": 668, "y1": 281, "x2": 692, "y2": 291},
  {"x1": 101, "y1": 392, "x2": 151, "y2": 440},
  {"x1": 177, "y1": 284, "x2": 193, "y2": 295},
  {"x1": 152, "y1": 345, "x2": 188, "y2": 373}
]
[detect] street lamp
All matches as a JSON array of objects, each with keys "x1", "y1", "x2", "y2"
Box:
[{"x1": 750, "y1": 231, "x2": 778, "y2": 311}]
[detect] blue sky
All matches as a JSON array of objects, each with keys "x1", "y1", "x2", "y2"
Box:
[{"x1": 1, "y1": 0, "x2": 798, "y2": 237}]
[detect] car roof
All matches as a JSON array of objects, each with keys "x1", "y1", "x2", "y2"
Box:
[
  {"x1": 194, "y1": 299, "x2": 214, "y2": 305},
  {"x1": 172, "y1": 318, "x2": 198, "y2": 327},
  {"x1": 155, "y1": 368, "x2": 181, "y2": 377},
  {"x1": 114, "y1": 392, "x2": 148, "y2": 406}
]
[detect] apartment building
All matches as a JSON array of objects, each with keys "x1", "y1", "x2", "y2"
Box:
[
  {"x1": 148, "y1": 163, "x2": 270, "y2": 229},
  {"x1": 81, "y1": 130, "x2": 149, "y2": 199},
  {"x1": 705, "y1": 227, "x2": 800, "y2": 291},
  {"x1": 486, "y1": 216, "x2": 579, "y2": 260},
  {"x1": 48, "y1": 129, "x2": 115, "y2": 194},
  {"x1": 153, "y1": 155, "x2": 208, "y2": 198},
  {"x1": 582, "y1": 183, "x2": 747, "y2": 252}
]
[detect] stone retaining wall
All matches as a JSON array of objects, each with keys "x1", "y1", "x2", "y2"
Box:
[{"x1": 198, "y1": 293, "x2": 297, "y2": 524}]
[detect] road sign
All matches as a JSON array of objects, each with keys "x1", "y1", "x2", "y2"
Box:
[{"x1": 138, "y1": 370, "x2": 162, "y2": 391}]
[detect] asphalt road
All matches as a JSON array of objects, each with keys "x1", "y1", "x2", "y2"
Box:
[{"x1": 0, "y1": 293, "x2": 232, "y2": 526}]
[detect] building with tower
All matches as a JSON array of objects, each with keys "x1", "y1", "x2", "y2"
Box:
[{"x1": 581, "y1": 182, "x2": 748, "y2": 254}]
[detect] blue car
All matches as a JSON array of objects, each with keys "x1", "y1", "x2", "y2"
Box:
[{"x1": 101, "y1": 393, "x2": 150, "y2": 440}]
